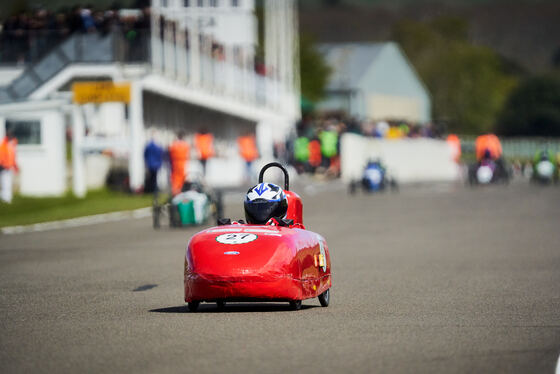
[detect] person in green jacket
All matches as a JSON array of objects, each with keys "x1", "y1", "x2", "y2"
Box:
[
  {"x1": 293, "y1": 136, "x2": 310, "y2": 174},
  {"x1": 319, "y1": 129, "x2": 338, "y2": 157},
  {"x1": 319, "y1": 128, "x2": 339, "y2": 175}
]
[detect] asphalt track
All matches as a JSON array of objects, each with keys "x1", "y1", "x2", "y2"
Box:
[{"x1": 1, "y1": 182, "x2": 559, "y2": 373}]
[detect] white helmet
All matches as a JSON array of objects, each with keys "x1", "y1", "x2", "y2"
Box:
[{"x1": 244, "y1": 182, "x2": 288, "y2": 224}]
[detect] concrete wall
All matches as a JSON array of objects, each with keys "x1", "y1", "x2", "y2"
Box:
[
  {"x1": 85, "y1": 154, "x2": 112, "y2": 189},
  {"x1": 341, "y1": 133, "x2": 461, "y2": 184}
]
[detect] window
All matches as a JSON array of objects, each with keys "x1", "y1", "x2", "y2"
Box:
[
  {"x1": 162, "y1": 0, "x2": 168, "y2": 6},
  {"x1": 232, "y1": 0, "x2": 239, "y2": 6},
  {"x1": 184, "y1": 0, "x2": 190, "y2": 6},
  {"x1": 210, "y1": 0, "x2": 218, "y2": 6},
  {"x1": 197, "y1": 0, "x2": 204, "y2": 6},
  {"x1": 5, "y1": 119, "x2": 41, "y2": 145}
]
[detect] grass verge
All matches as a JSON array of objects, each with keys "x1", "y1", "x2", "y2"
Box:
[{"x1": 0, "y1": 189, "x2": 153, "y2": 228}]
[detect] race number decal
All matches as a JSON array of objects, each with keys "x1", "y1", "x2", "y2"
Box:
[{"x1": 216, "y1": 233, "x2": 257, "y2": 245}]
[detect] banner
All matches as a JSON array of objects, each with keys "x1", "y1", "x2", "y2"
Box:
[{"x1": 73, "y1": 82, "x2": 131, "y2": 104}]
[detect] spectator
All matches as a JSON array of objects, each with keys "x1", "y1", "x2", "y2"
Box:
[
  {"x1": 308, "y1": 137, "x2": 322, "y2": 172},
  {"x1": 80, "y1": 5, "x2": 96, "y2": 33},
  {"x1": 238, "y1": 131, "x2": 259, "y2": 180},
  {"x1": 293, "y1": 135, "x2": 310, "y2": 174},
  {"x1": 168, "y1": 131, "x2": 190, "y2": 196},
  {"x1": 143, "y1": 133, "x2": 164, "y2": 193},
  {"x1": 0, "y1": 131, "x2": 19, "y2": 203},
  {"x1": 318, "y1": 126, "x2": 338, "y2": 169},
  {"x1": 194, "y1": 128, "x2": 215, "y2": 177}
]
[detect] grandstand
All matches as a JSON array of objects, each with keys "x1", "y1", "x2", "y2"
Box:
[{"x1": 0, "y1": 0, "x2": 300, "y2": 196}]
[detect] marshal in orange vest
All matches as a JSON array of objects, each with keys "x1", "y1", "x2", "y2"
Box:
[
  {"x1": 0, "y1": 136, "x2": 18, "y2": 170},
  {"x1": 238, "y1": 134, "x2": 259, "y2": 162},
  {"x1": 194, "y1": 132, "x2": 215, "y2": 161}
]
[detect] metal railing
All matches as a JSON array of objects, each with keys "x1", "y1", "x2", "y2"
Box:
[
  {"x1": 0, "y1": 29, "x2": 150, "y2": 66},
  {"x1": 0, "y1": 27, "x2": 296, "y2": 116}
]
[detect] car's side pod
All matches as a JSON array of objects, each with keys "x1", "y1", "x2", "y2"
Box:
[{"x1": 259, "y1": 162, "x2": 304, "y2": 227}]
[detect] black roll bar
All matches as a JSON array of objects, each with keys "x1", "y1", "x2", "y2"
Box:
[{"x1": 258, "y1": 162, "x2": 290, "y2": 190}]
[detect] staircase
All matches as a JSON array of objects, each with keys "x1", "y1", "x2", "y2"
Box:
[{"x1": 0, "y1": 32, "x2": 148, "y2": 103}]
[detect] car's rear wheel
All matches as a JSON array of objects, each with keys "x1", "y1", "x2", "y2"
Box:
[
  {"x1": 289, "y1": 300, "x2": 302, "y2": 310},
  {"x1": 318, "y1": 288, "x2": 330, "y2": 307},
  {"x1": 188, "y1": 301, "x2": 200, "y2": 312}
]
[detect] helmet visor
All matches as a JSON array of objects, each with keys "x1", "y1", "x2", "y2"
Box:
[{"x1": 244, "y1": 199, "x2": 286, "y2": 224}]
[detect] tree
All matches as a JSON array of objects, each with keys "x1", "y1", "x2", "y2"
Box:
[
  {"x1": 496, "y1": 74, "x2": 560, "y2": 137},
  {"x1": 392, "y1": 17, "x2": 517, "y2": 134},
  {"x1": 299, "y1": 34, "x2": 331, "y2": 103}
]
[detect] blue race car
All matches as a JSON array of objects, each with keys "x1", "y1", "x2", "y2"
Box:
[{"x1": 349, "y1": 160, "x2": 398, "y2": 194}]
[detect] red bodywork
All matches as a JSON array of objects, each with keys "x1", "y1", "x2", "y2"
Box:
[{"x1": 184, "y1": 191, "x2": 331, "y2": 302}]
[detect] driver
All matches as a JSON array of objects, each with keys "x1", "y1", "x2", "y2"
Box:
[
  {"x1": 481, "y1": 149, "x2": 493, "y2": 162},
  {"x1": 535, "y1": 150, "x2": 553, "y2": 163},
  {"x1": 244, "y1": 182, "x2": 288, "y2": 224}
]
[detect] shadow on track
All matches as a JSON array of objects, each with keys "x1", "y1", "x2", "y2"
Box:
[
  {"x1": 133, "y1": 284, "x2": 158, "y2": 292},
  {"x1": 150, "y1": 303, "x2": 319, "y2": 314}
]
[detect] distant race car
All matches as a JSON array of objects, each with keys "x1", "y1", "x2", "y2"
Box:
[
  {"x1": 349, "y1": 160, "x2": 397, "y2": 194},
  {"x1": 468, "y1": 158, "x2": 510, "y2": 186},
  {"x1": 184, "y1": 162, "x2": 332, "y2": 312},
  {"x1": 530, "y1": 151, "x2": 558, "y2": 185}
]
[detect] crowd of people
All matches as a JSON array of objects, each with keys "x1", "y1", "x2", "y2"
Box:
[
  {"x1": 284, "y1": 115, "x2": 442, "y2": 177},
  {"x1": 143, "y1": 130, "x2": 259, "y2": 195},
  {"x1": 141, "y1": 116, "x2": 441, "y2": 197},
  {"x1": 1, "y1": 3, "x2": 263, "y2": 75},
  {"x1": 0, "y1": 4, "x2": 150, "y2": 64}
]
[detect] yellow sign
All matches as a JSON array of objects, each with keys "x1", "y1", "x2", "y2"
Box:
[{"x1": 72, "y1": 81, "x2": 131, "y2": 104}]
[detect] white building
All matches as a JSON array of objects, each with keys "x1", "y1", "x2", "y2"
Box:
[
  {"x1": 317, "y1": 42, "x2": 431, "y2": 124},
  {"x1": 0, "y1": 0, "x2": 300, "y2": 197}
]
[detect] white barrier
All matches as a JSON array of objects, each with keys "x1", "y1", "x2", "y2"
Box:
[{"x1": 340, "y1": 133, "x2": 462, "y2": 184}]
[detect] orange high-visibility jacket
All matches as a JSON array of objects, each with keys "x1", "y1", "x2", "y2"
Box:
[
  {"x1": 168, "y1": 140, "x2": 190, "y2": 195},
  {"x1": 446, "y1": 134, "x2": 461, "y2": 162},
  {"x1": 0, "y1": 137, "x2": 17, "y2": 170},
  {"x1": 194, "y1": 133, "x2": 215, "y2": 161},
  {"x1": 308, "y1": 140, "x2": 322, "y2": 167},
  {"x1": 169, "y1": 140, "x2": 190, "y2": 171},
  {"x1": 238, "y1": 135, "x2": 259, "y2": 162},
  {"x1": 475, "y1": 134, "x2": 502, "y2": 161}
]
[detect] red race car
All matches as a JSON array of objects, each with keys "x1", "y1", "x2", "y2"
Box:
[{"x1": 184, "y1": 162, "x2": 332, "y2": 311}]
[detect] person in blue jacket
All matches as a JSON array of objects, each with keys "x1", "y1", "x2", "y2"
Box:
[{"x1": 143, "y1": 135, "x2": 164, "y2": 193}]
